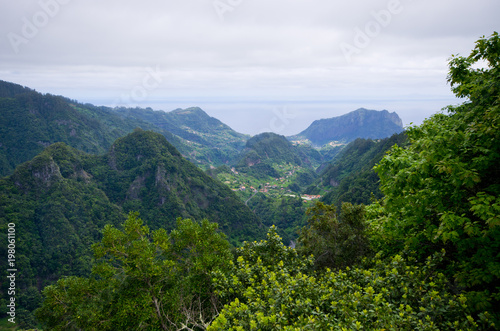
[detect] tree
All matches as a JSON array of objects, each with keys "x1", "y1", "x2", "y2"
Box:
[
  {"x1": 297, "y1": 201, "x2": 369, "y2": 270},
  {"x1": 368, "y1": 32, "x2": 500, "y2": 318},
  {"x1": 209, "y1": 229, "x2": 491, "y2": 330},
  {"x1": 35, "y1": 213, "x2": 232, "y2": 330}
]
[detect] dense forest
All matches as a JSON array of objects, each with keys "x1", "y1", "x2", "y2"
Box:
[
  {"x1": 0, "y1": 84, "x2": 183, "y2": 178},
  {"x1": 312, "y1": 132, "x2": 409, "y2": 208},
  {"x1": 0, "y1": 129, "x2": 264, "y2": 327},
  {"x1": 0, "y1": 32, "x2": 499, "y2": 330},
  {"x1": 0, "y1": 82, "x2": 406, "y2": 328},
  {"x1": 0, "y1": 84, "x2": 250, "y2": 178}
]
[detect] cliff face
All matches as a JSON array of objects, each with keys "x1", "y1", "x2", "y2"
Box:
[
  {"x1": 386, "y1": 110, "x2": 403, "y2": 127},
  {"x1": 289, "y1": 108, "x2": 404, "y2": 146}
]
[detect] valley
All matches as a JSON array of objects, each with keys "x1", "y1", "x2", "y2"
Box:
[
  {"x1": 0, "y1": 80, "x2": 408, "y2": 246},
  {"x1": 0, "y1": 23, "x2": 497, "y2": 331},
  {"x1": 0, "y1": 79, "x2": 411, "y2": 328},
  {"x1": 216, "y1": 163, "x2": 322, "y2": 201}
]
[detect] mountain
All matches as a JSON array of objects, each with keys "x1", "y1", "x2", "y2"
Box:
[
  {"x1": 0, "y1": 129, "x2": 265, "y2": 325},
  {"x1": 233, "y1": 132, "x2": 322, "y2": 181},
  {"x1": 109, "y1": 106, "x2": 248, "y2": 166},
  {"x1": 0, "y1": 80, "x2": 248, "y2": 177},
  {"x1": 207, "y1": 133, "x2": 325, "y2": 243},
  {"x1": 289, "y1": 108, "x2": 404, "y2": 146},
  {"x1": 237, "y1": 132, "x2": 322, "y2": 168},
  {"x1": 96, "y1": 129, "x2": 261, "y2": 241},
  {"x1": 0, "y1": 129, "x2": 263, "y2": 290},
  {"x1": 0, "y1": 80, "x2": 184, "y2": 177},
  {"x1": 305, "y1": 132, "x2": 408, "y2": 207}
]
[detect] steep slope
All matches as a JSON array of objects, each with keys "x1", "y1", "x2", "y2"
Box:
[
  {"x1": 237, "y1": 132, "x2": 322, "y2": 168},
  {"x1": 290, "y1": 108, "x2": 404, "y2": 146},
  {"x1": 233, "y1": 132, "x2": 321, "y2": 183},
  {"x1": 94, "y1": 129, "x2": 262, "y2": 241},
  {"x1": 0, "y1": 80, "x2": 249, "y2": 177},
  {"x1": 0, "y1": 80, "x2": 183, "y2": 177},
  {"x1": 0, "y1": 130, "x2": 265, "y2": 324},
  {"x1": 305, "y1": 132, "x2": 408, "y2": 207},
  {"x1": 0, "y1": 142, "x2": 125, "y2": 290},
  {"x1": 110, "y1": 106, "x2": 248, "y2": 166},
  {"x1": 0, "y1": 130, "x2": 263, "y2": 291}
]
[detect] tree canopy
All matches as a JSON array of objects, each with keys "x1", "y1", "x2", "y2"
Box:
[
  {"x1": 369, "y1": 32, "x2": 500, "y2": 317},
  {"x1": 36, "y1": 213, "x2": 232, "y2": 330}
]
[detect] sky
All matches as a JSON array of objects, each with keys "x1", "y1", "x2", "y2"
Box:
[{"x1": 1, "y1": 0, "x2": 499, "y2": 136}]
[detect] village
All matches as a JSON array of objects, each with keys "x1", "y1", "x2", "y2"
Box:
[{"x1": 221, "y1": 163, "x2": 323, "y2": 202}]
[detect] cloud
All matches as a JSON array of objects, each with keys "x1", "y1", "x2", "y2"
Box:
[{"x1": 1, "y1": 0, "x2": 498, "y2": 134}]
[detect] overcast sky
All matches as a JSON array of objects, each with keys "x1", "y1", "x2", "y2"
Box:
[{"x1": 1, "y1": 0, "x2": 498, "y2": 135}]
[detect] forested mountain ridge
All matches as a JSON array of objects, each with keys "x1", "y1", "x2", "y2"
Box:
[
  {"x1": 109, "y1": 106, "x2": 249, "y2": 166},
  {"x1": 289, "y1": 108, "x2": 404, "y2": 146},
  {"x1": 0, "y1": 80, "x2": 247, "y2": 177},
  {"x1": 0, "y1": 129, "x2": 264, "y2": 324},
  {"x1": 94, "y1": 129, "x2": 262, "y2": 241},
  {"x1": 0, "y1": 142, "x2": 126, "y2": 320},
  {"x1": 308, "y1": 132, "x2": 409, "y2": 207},
  {"x1": 0, "y1": 80, "x2": 190, "y2": 177},
  {"x1": 0, "y1": 79, "x2": 408, "y2": 252},
  {"x1": 0, "y1": 80, "x2": 135, "y2": 177},
  {"x1": 0, "y1": 79, "x2": 406, "y2": 178},
  {"x1": 210, "y1": 132, "x2": 322, "y2": 195},
  {"x1": 208, "y1": 132, "x2": 407, "y2": 245},
  {"x1": 236, "y1": 132, "x2": 322, "y2": 168}
]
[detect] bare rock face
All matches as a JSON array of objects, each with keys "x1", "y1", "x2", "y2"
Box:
[
  {"x1": 126, "y1": 175, "x2": 146, "y2": 201},
  {"x1": 32, "y1": 158, "x2": 62, "y2": 188},
  {"x1": 12, "y1": 154, "x2": 63, "y2": 193}
]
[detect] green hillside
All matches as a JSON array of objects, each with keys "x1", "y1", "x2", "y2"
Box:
[
  {"x1": 0, "y1": 81, "x2": 248, "y2": 177},
  {"x1": 1, "y1": 33, "x2": 499, "y2": 330},
  {"x1": 93, "y1": 129, "x2": 262, "y2": 241},
  {"x1": 0, "y1": 129, "x2": 264, "y2": 325},
  {"x1": 109, "y1": 106, "x2": 248, "y2": 166},
  {"x1": 235, "y1": 132, "x2": 321, "y2": 178},
  {"x1": 309, "y1": 132, "x2": 408, "y2": 207},
  {"x1": 0, "y1": 80, "x2": 185, "y2": 177}
]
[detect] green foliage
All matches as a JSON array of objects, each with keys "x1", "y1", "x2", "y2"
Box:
[
  {"x1": 369, "y1": 32, "x2": 500, "y2": 320},
  {"x1": 316, "y1": 132, "x2": 408, "y2": 208},
  {"x1": 293, "y1": 170, "x2": 316, "y2": 189},
  {"x1": 244, "y1": 133, "x2": 301, "y2": 165},
  {"x1": 237, "y1": 132, "x2": 322, "y2": 171},
  {"x1": 210, "y1": 229, "x2": 491, "y2": 330},
  {"x1": 0, "y1": 81, "x2": 162, "y2": 177},
  {"x1": 36, "y1": 213, "x2": 232, "y2": 330},
  {"x1": 15, "y1": 287, "x2": 42, "y2": 329},
  {"x1": 237, "y1": 162, "x2": 280, "y2": 180},
  {"x1": 0, "y1": 81, "x2": 248, "y2": 176},
  {"x1": 211, "y1": 226, "x2": 314, "y2": 306},
  {"x1": 5, "y1": 34, "x2": 500, "y2": 330},
  {"x1": 247, "y1": 194, "x2": 307, "y2": 244},
  {"x1": 298, "y1": 202, "x2": 370, "y2": 270},
  {"x1": 110, "y1": 106, "x2": 248, "y2": 167},
  {"x1": 318, "y1": 144, "x2": 344, "y2": 162},
  {"x1": 0, "y1": 143, "x2": 125, "y2": 286},
  {"x1": 99, "y1": 130, "x2": 263, "y2": 244},
  {"x1": 0, "y1": 129, "x2": 263, "y2": 324}
]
